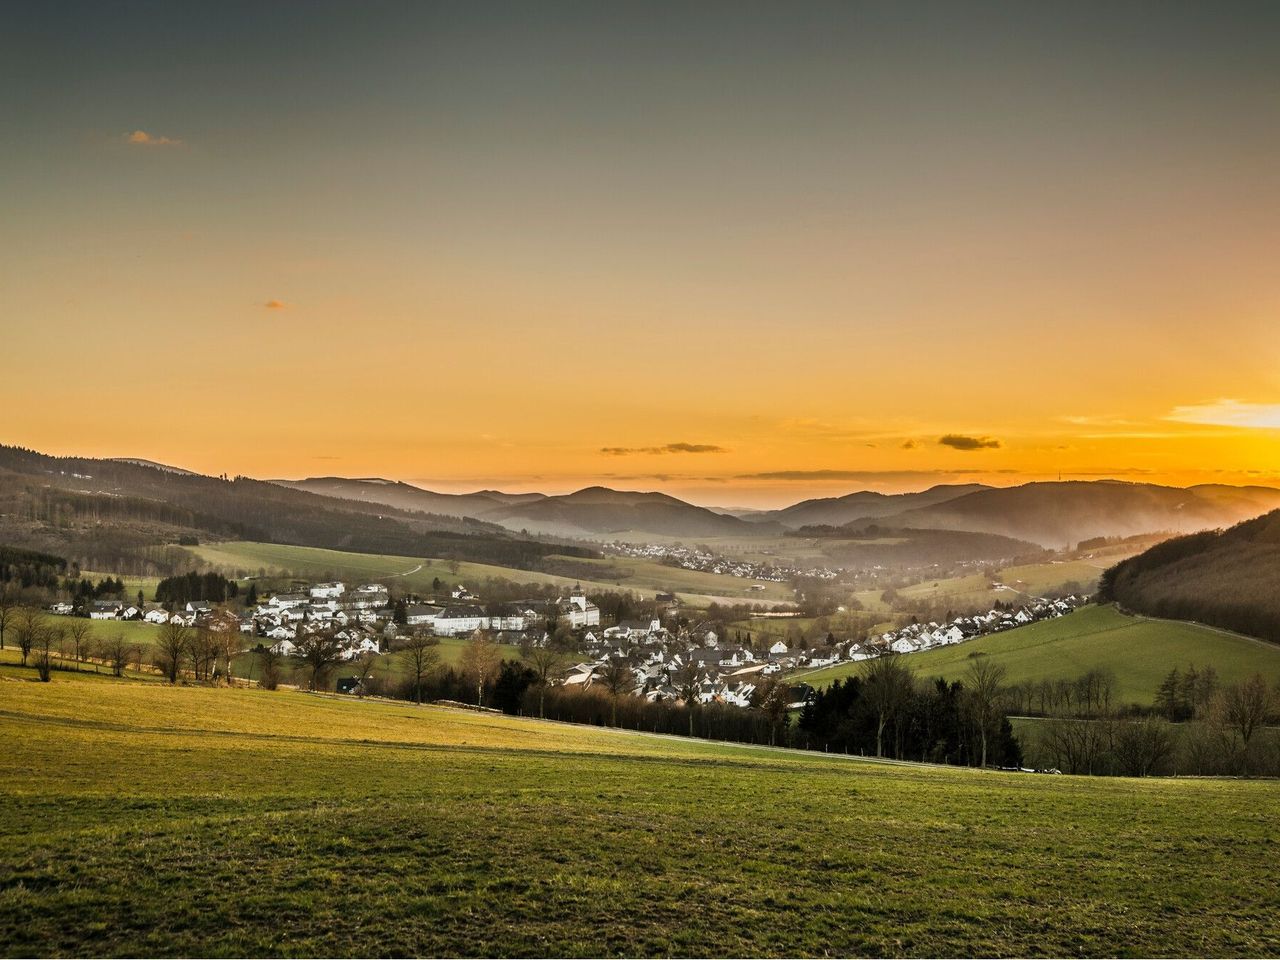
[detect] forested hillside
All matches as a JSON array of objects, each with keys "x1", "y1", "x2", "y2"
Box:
[
  {"x1": 1099, "y1": 509, "x2": 1280, "y2": 642},
  {"x1": 0, "y1": 445, "x2": 596, "y2": 576}
]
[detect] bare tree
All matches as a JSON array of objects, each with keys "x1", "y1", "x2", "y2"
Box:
[
  {"x1": 256, "y1": 646, "x2": 283, "y2": 690},
  {"x1": 1112, "y1": 717, "x2": 1176, "y2": 777},
  {"x1": 1222, "y1": 675, "x2": 1273, "y2": 748},
  {"x1": 965, "y1": 657, "x2": 1008, "y2": 768},
  {"x1": 32, "y1": 621, "x2": 56, "y2": 681},
  {"x1": 293, "y1": 629, "x2": 344, "y2": 692},
  {"x1": 862, "y1": 652, "x2": 915, "y2": 758},
  {"x1": 188, "y1": 628, "x2": 220, "y2": 682},
  {"x1": 521, "y1": 639, "x2": 567, "y2": 719},
  {"x1": 352, "y1": 649, "x2": 380, "y2": 697},
  {"x1": 99, "y1": 633, "x2": 137, "y2": 678},
  {"x1": 459, "y1": 631, "x2": 503, "y2": 706},
  {"x1": 673, "y1": 663, "x2": 701, "y2": 736},
  {"x1": 154, "y1": 621, "x2": 191, "y2": 683},
  {"x1": 64, "y1": 618, "x2": 93, "y2": 671},
  {"x1": 13, "y1": 606, "x2": 45, "y2": 668},
  {"x1": 396, "y1": 632, "x2": 440, "y2": 703},
  {"x1": 0, "y1": 585, "x2": 16, "y2": 650},
  {"x1": 207, "y1": 609, "x2": 245, "y2": 684},
  {"x1": 597, "y1": 659, "x2": 633, "y2": 726}
]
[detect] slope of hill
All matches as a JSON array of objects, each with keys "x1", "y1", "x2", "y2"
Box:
[
  {"x1": 272, "y1": 476, "x2": 536, "y2": 519},
  {"x1": 856, "y1": 480, "x2": 1280, "y2": 549},
  {"x1": 3, "y1": 676, "x2": 1278, "y2": 956},
  {"x1": 752, "y1": 483, "x2": 989, "y2": 528},
  {"x1": 1099, "y1": 508, "x2": 1280, "y2": 643},
  {"x1": 0, "y1": 444, "x2": 593, "y2": 575},
  {"x1": 485, "y1": 486, "x2": 781, "y2": 538},
  {"x1": 805, "y1": 526, "x2": 1046, "y2": 569},
  {"x1": 798, "y1": 604, "x2": 1280, "y2": 704}
]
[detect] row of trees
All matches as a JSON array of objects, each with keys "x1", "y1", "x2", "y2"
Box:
[
  {"x1": 0, "y1": 606, "x2": 137, "y2": 680},
  {"x1": 797, "y1": 654, "x2": 1022, "y2": 767}
]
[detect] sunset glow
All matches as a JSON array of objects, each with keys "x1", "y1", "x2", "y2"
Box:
[{"x1": 4, "y1": 2, "x2": 1278, "y2": 506}]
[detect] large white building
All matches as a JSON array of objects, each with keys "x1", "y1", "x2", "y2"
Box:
[{"x1": 560, "y1": 587, "x2": 600, "y2": 628}]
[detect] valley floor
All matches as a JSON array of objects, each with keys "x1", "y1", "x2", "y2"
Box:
[{"x1": 1, "y1": 673, "x2": 1278, "y2": 957}]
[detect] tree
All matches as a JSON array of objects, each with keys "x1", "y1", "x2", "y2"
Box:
[
  {"x1": 14, "y1": 606, "x2": 45, "y2": 668},
  {"x1": 0, "y1": 585, "x2": 16, "y2": 650},
  {"x1": 1222, "y1": 675, "x2": 1272, "y2": 748},
  {"x1": 206, "y1": 610, "x2": 245, "y2": 683},
  {"x1": 188, "y1": 628, "x2": 220, "y2": 681},
  {"x1": 862, "y1": 652, "x2": 914, "y2": 758},
  {"x1": 753, "y1": 675, "x2": 792, "y2": 746},
  {"x1": 673, "y1": 663, "x2": 701, "y2": 736},
  {"x1": 99, "y1": 633, "x2": 137, "y2": 678},
  {"x1": 153, "y1": 621, "x2": 191, "y2": 683},
  {"x1": 597, "y1": 660, "x2": 633, "y2": 726},
  {"x1": 293, "y1": 629, "x2": 344, "y2": 692},
  {"x1": 64, "y1": 618, "x2": 93, "y2": 670},
  {"x1": 965, "y1": 657, "x2": 1008, "y2": 768},
  {"x1": 256, "y1": 646, "x2": 283, "y2": 690},
  {"x1": 397, "y1": 632, "x2": 440, "y2": 703},
  {"x1": 521, "y1": 639, "x2": 567, "y2": 719},
  {"x1": 32, "y1": 622, "x2": 56, "y2": 681},
  {"x1": 459, "y1": 632, "x2": 503, "y2": 706}
]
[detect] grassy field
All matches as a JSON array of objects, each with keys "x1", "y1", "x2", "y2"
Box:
[
  {"x1": 2, "y1": 673, "x2": 1279, "y2": 956},
  {"x1": 797, "y1": 605, "x2": 1280, "y2": 705},
  {"x1": 192, "y1": 541, "x2": 792, "y2": 607}
]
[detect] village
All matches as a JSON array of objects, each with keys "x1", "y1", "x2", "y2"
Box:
[
  {"x1": 61, "y1": 576, "x2": 1089, "y2": 710},
  {"x1": 604, "y1": 541, "x2": 842, "y2": 582}
]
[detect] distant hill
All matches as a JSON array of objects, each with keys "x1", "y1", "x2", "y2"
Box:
[
  {"x1": 0, "y1": 445, "x2": 594, "y2": 576},
  {"x1": 754, "y1": 484, "x2": 990, "y2": 529},
  {"x1": 1099, "y1": 508, "x2": 1280, "y2": 643},
  {"x1": 849, "y1": 481, "x2": 1280, "y2": 549},
  {"x1": 484, "y1": 486, "x2": 782, "y2": 538},
  {"x1": 272, "y1": 477, "x2": 540, "y2": 520},
  {"x1": 798, "y1": 525, "x2": 1046, "y2": 569}
]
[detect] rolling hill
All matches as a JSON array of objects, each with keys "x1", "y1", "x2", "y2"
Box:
[
  {"x1": 798, "y1": 604, "x2": 1280, "y2": 704},
  {"x1": 272, "y1": 476, "x2": 543, "y2": 520},
  {"x1": 1099, "y1": 508, "x2": 1280, "y2": 643},
  {"x1": 3, "y1": 675, "x2": 1278, "y2": 956},
  {"x1": 484, "y1": 486, "x2": 782, "y2": 538},
  {"x1": 753, "y1": 483, "x2": 990, "y2": 528},
  {"x1": 850, "y1": 480, "x2": 1280, "y2": 549},
  {"x1": 0, "y1": 444, "x2": 593, "y2": 575}
]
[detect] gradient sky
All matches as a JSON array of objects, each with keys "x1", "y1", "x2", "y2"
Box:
[{"x1": 3, "y1": 1, "x2": 1279, "y2": 507}]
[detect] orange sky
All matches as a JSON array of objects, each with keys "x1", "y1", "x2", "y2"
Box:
[{"x1": 3, "y1": 3, "x2": 1278, "y2": 507}]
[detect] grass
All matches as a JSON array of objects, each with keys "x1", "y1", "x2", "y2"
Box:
[
  {"x1": 798, "y1": 605, "x2": 1280, "y2": 705},
  {"x1": 1, "y1": 673, "x2": 1279, "y2": 956},
  {"x1": 192, "y1": 540, "x2": 792, "y2": 608}
]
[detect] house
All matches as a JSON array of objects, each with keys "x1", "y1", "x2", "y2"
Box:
[
  {"x1": 268, "y1": 592, "x2": 309, "y2": 610},
  {"x1": 405, "y1": 604, "x2": 439, "y2": 627},
  {"x1": 185, "y1": 600, "x2": 214, "y2": 616},
  {"x1": 143, "y1": 604, "x2": 170, "y2": 624},
  {"x1": 310, "y1": 582, "x2": 345, "y2": 600},
  {"x1": 431, "y1": 606, "x2": 487, "y2": 637},
  {"x1": 49, "y1": 601, "x2": 74, "y2": 616},
  {"x1": 269, "y1": 636, "x2": 296, "y2": 656},
  {"x1": 768, "y1": 640, "x2": 789, "y2": 656},
  {"x1": 89, "y1": 600, "x2": 122, "y2": 620}
]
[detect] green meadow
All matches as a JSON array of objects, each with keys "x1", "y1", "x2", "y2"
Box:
[
  {"x1": 1, "y1": 672, "x2": 1279, "y2": 957},
  {"x1": 796, "y1": 604, "x2": 1280, "y2": 705},
  {"x1": 193, "y1": 540, "x2": 792, "y2": 607}
]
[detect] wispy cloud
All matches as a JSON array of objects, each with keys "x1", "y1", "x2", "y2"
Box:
[
  {"x1": 262, "y1": 299, "x2": 290, "y2": 310},
  {"x1": 901, "y1": 439, "x2": 917, "y2": 450},
  {"x1": 601, "y1": 443, "x2": 727, "y2": 456},
  {"x1": 1165, "y1": 400, "x2": 1280, "y2": 429},
  {"x1": 939, "y1": 434, "x2": 1001, "y2": 450},
  {"x1": 125, "y1": 129, "x2": 183, "y2": 147}
]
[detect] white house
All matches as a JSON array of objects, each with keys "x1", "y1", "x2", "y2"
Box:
[
  {"x1": 89, "y1": 601, "x2": 121, "y2": 620},
  {"x1": 560, "y1": 587, "x2": 600, "y2": 628},
  {"x1": 769, "y1": 640, "x2": 789, "y2": 656},
  {"x1": 431, "y1": 606, "x2": 487, "y2": 637},
  {"x1": 310, "y1": 582, "x2": 345, "y2": 600}
]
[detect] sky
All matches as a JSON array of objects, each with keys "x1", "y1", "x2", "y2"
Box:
[{"x1": 2, "y1": 1, "x2": 1279, "y2": 508}]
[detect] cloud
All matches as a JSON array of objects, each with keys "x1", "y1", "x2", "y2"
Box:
[
  {"x1": 901, "y1": 440, "x2": 917, "y2": 450},
  {"x1": 262, "y1": 299, "x2": 290, "y2": 310},
  {"x1": 125, "y1": 129, "x2": 183, "y2": 147},
  {"x1": 601, "y1": 443, "x2": 727, "y2": 456},
  {"x1": 939, "y1": 434, "x2": 1001, "y2": 450},
  {"x1": 1165, "y1": 400, "x2": 1280, "y2": 429}
]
